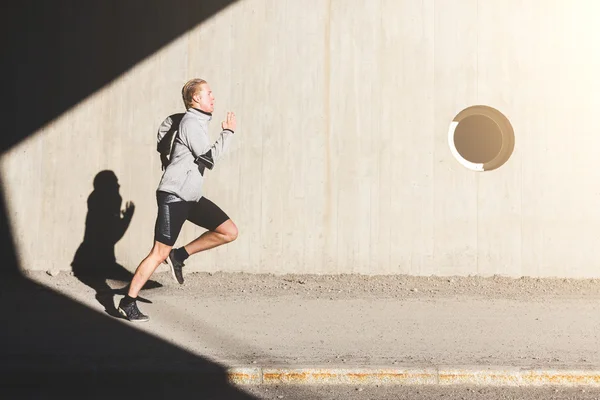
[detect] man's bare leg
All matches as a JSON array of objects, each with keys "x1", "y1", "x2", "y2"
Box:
[
  {"x1": 164, "y1": 219, "x2": 238, "y2": 285},
  {"x1": 128, "y1": 240, "x2": 172, "y2": 298},
  {"x1": 183, "y1": 219, "x2": 238, "y2": 256}
]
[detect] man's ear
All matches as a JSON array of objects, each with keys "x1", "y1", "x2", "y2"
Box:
[{"x1": 192, "y1": 92, "x2": 201, "y2": 104}]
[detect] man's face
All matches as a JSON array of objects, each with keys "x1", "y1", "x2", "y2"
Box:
[{"x1": 194, "y1": 83, "x2": 215, "y2": 113}]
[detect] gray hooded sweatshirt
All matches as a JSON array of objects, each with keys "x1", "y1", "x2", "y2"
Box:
[{"x1": 156, "y1": 108, "x2": 234, "y2": 202}]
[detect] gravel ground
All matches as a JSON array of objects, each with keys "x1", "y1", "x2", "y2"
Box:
[{"x1": 28, "y1": 269, "x2": 600, "y2": 301}]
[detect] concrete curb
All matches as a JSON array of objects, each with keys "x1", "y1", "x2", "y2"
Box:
[{"x1": 226, "y1": 366, "x2": 600, "y2": 387}]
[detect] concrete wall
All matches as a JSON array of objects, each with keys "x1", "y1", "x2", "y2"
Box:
[{"x1": 5, "y1": 0, "x2": 600, "y2": 277}]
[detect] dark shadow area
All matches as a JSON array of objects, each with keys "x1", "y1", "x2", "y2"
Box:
[
  {"x1": 1, "y1": 1, "x2": 260, "y2": 398},
  {"x1": 1, "y1": 1, "x2": 237, "y2": 153},
  {"x1": 0, "y1": 257, "x2": 256, "y2": 399},
  {"x1": 72, "y1": 170, "x2": 161, "y2": 317}
]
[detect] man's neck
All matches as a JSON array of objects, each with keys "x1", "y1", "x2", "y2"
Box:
[{"x1": 192, "y1": 107, "x2": 212, "y2": 116}]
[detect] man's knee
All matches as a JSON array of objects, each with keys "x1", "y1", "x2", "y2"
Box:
[
  {"x1": 151, "y1": 241, "x2": 172, "y2": 262},
  {"x1": 227, "y1": 226, "x2": 238, "y2": 243},
  {"x1": 220, "y1": 220, "x2": 238, "y2": 243}
]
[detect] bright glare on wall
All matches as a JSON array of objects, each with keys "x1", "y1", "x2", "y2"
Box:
[{"x1": 448, "y1": 105, "x2": 515, "y2": 172}]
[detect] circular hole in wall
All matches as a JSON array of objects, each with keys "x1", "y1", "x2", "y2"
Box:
[{"x1": 448, "y1": 105, "x2": 515, "y2": 172}]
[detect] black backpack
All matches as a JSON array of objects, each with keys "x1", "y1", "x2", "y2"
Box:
[{"x1": 156, "y1": 113, "x2": 184, "y2": 170}]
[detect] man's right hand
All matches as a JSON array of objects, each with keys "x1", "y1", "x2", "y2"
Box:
[{"x1": 221, "y1": 112, "x2": 236, "y2": 132}]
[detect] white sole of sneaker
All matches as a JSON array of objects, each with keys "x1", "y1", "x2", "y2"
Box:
[
  {"x1": 118, "y1": 307, "x2": 149, "y2": 322},
  {"x1": 165, "y1": 254, "x2": 183, "y2": 284},
  {"x1": 165, "y1": 255, "x2": 178, "y2": 283}
]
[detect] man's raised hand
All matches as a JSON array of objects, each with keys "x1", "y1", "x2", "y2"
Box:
[{"x1": 222, "y1": 112, "x2": 236, "y2": 132}]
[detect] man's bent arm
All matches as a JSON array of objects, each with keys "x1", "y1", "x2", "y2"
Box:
[
  {"x1": 196, "y1": 128, "x2": 235, "y2": 169},
  {"x1": 182, "y1": 120, "x2": 234, "y2": 169}
]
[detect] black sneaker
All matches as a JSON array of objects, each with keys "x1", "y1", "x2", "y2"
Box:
[
  {"x1": 166, "y1": 249, "x2": 185, "y2": 284},
  {"x1": 118, "y1": 299, "x2": 149, "y2": 322}
]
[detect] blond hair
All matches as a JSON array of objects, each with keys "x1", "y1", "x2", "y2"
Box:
[{"x1": 181, "y1": 78, "x2": 207, "y2": 109}]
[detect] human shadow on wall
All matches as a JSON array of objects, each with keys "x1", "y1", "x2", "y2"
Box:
[{"x1": 72, "y1": 170, "x2": 161, "y2": 317}]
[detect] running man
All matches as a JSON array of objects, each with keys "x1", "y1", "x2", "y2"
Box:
[{"x1": 118, "y1": 78, "x2": 238, "y2": 322}]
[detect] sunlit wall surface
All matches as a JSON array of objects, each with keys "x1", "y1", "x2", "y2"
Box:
[{"x1": 5, "y1": 0, "x2": 600, "y2": 277}]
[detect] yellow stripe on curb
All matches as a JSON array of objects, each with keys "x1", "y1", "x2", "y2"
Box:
[
  {"x1": 261, "y1": 368, "x2": 438, "y2": 385},
  {"x1": 226, "y1": 368, "x2": 262, "y2": 385},
  {"x1": 226, "y1": 367, "x2": 600, "y2": 387},
  {"x1": 522, "y1": 371, "x2": 600, "y2": 386}
]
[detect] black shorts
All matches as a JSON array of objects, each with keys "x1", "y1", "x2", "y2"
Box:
[{"x1": 154, "y1": 191, "x2": 230, "y2": 246}]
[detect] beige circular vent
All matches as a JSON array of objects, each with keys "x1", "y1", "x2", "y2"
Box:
[{"x1": 448, "y1": 105, "x2": 515, "y2": 172}]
